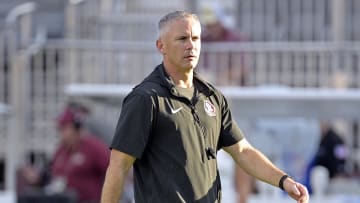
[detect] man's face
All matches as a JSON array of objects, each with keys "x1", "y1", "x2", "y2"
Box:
[
  {"x1": 58, "y1": 123, "x2": 78, "y2": 147},
  {"x1": 157, "y1": 17, "x2": 201, "y2": 72}
]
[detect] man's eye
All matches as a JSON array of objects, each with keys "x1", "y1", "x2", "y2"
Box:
[{"x1": 192, "y1": 37, "x2": 199, "y2": 41}]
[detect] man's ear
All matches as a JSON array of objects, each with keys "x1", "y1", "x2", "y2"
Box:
[{"x1": 156, "y1": 39, "x2": 165, "y2": 54}]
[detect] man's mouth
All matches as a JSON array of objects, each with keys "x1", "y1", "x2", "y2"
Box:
[{"x1": 185, "y1": 55, "x2": 196, "y2": 59}]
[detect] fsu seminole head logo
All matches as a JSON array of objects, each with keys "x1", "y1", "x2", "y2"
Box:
[{"x1": 204, "y1": 100, "x2": 216, "y2": 117}]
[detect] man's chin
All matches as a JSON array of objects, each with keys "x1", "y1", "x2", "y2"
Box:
[
  {"x1": 184, "y1": 62, "x2": 198, "y2": 70},
  {"x1": 182, "y1": 66, "x2": 196, "y2": 71}
]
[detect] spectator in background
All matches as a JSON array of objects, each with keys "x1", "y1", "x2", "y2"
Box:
[
  {"x1": 65, "y1": 101, "x2": 134, "y2": 202},
  {"x1": 304, "y1": 121, "x2": 348, "y2": 194},
  {"x1": 51, "y1": 107, "x2": 109, "y2": 202},
  {"x1": 313, "y1": 122, "x2": 347, "y2": 178},
  {"x1": 201, "y1": 10, "x2": 248, "y2": 86},
  {"x1": 18, "y1": 107, "x2": 110, "y2": 203},
  {"x1": 202, "y1": 19, "x2": 244, "y2": 42},
  {"x1": 66, "y1": 100, "x2": 114, "y2": 145},
  {"x1": 234, "y1": 165, "x2": 255, "y2": 203}
]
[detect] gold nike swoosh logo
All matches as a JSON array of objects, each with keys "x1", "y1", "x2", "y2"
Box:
[{"x1": 165, "y1": 99, "x2": 183, "y2": 114}]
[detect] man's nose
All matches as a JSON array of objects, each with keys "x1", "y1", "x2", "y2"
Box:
[{"x1": 186, "y1": 39, "x2": 195, "y2": 49}]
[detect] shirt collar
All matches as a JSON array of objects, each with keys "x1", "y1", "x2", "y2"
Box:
[{"x1": 157, "y1": 63, "x2": 214, "y2": 97}]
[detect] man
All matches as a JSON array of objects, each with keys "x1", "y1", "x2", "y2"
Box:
[
  {"x1": 304, "y1": 122, "x2": 348, "y2": 194},
  {"x1": 313, "y1": 122, "x2": 347, "y2": 178},
  {"x1": 52, "y1": 107, "x2": 110, "y2": 202},
  {"x1": 101, "y1": 11, "x2": 309, "y2": 203},
  {"x1": 18, "y1": 107, "x2": 109, "y2": 203}
]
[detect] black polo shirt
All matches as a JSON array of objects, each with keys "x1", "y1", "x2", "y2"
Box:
[{"x1": 111, "y1": 64, "x2": 244, "y2": 203}]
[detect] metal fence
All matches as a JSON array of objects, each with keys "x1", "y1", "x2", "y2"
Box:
[
  {"x1": 234, "y1": 0, "x2": 360, "y2": 41},
  {"x1": 0, "y1": 30, "x2": 8, "y2": 159},
  {"x1": 65, "y1": 0, "x2": 193, "y2": 40},
  {"x1": 0, "y1": 1, "x2": 39, "y2": 192},
  {"x1": 46, "y1": 40, "x2": 360, "y2": 88},
  {"x1": 200, "y1": 42, "x2": 360, "y2": 87}
]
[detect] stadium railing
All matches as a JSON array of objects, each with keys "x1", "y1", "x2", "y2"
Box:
[
  {"x1": 1, "y1": 1, "x2": 40, "y2": 194},
  {"x1": 0, "y1": 26, "x2": 8, "y2": 160},
  {"x1": 65, "y1": 0, "x2": 360, "y2": 42},
  {"x1": 4, "y1": 37, "x2": 358, "y2": 155},
  {"x1": 65, "y1": 0, "x2": 194, "y2": 40},
  {"x1": 44, "y1": 40, "x2": 360, "y2": 88}
]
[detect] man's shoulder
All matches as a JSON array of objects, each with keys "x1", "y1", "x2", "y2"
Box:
[
  {"x1": 131, "y1": 65, "x2": 168, "y2": 97},
  {"x1": 130, "y1": 80, "x2": 166, "y2": 99},
  {"x1": 194, "y1": 74, "x2": 224, "y2": 99}
]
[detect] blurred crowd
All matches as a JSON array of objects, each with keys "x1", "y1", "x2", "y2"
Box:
[{"x1": 16, "y1": 102, "x2": 133, "y2": 203}]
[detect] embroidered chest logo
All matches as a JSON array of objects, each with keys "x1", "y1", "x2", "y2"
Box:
[
  {"x1": 70, "y1": 152, "x2": 85, "y2": 166},
  {"x1": 204, "y1": 100, "x2": 216, "y2": 117}
]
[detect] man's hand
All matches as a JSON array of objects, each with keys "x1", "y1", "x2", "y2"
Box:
[{"x1": 284, "y1": 178, "x2": 309, "y2": 203}]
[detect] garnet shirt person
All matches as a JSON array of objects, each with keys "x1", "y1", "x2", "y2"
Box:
[
  {"x1": 101, "y1": 11, "x2": 309, "y2": 203},
  {"x1": 53, "y1": 108, "x2": 109, "y2": 203}
]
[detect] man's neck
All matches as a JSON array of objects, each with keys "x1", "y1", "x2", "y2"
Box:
[
  {"x1": 164, "y1": 65, "x2": 194, "y2": 88},
  {"x1": 176, "y1": 77, "x2": 193, "y2": 88}
]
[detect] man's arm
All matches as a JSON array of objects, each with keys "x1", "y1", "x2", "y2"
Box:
[
  {"x1": 101, "y1": 149, "x2": 136, "y2": 203},
  {"x1": 223, "y1": 139, "x2": 309, "y2": 203}
]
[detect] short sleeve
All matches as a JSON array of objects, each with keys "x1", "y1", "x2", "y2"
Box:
[
  {"x1": 218, "y1": 94, "x2": 244, "y2": 149},
  {"x1": 111, "y1": 91, "x2": 156, "y2": 158}
]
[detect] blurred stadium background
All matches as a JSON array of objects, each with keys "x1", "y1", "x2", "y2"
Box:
[{"x1": 0, "y1": 0, "x2": 360, "y2": 202}]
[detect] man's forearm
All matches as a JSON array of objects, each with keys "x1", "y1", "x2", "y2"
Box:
[
  {"x1": 237, "y1": 147, "x2": 285, "y2": 187},
  {"x1": 224, "y1": 140, "x2": 286, "y2": 188},
  {"x1": 225, "y1": 139, "x2": 309, "y2": 202},
  {"x1": 101, "y1": 165, "x2": 128, "y2": 203}
]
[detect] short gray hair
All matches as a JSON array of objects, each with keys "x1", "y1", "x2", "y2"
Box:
[{"x1": 158, "y1": 11, "x2": 200, "y2": 37}]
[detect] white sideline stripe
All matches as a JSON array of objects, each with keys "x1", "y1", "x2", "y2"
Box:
[
  {"x1": 65, "y1": 84, "x2": 360, "y2": 99},
  {"x1": 64, "y1": 84, "x2": 360, "y2": 119},
  {"x1": 65, "y1": 84, "x2": 134, "y2": 98}
]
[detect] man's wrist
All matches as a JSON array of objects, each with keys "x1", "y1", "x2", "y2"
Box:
[{"x1": 279, "y1": 174, "x2": 292, "y2": 191}]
